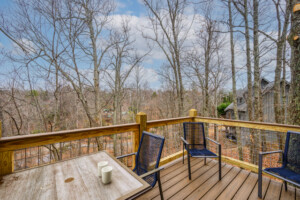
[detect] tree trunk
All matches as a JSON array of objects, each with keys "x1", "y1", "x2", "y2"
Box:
[
  {"x1": 253, "y1": 0, "x2": 262, "y2": 122},
  {"x1": 274, "y1": 0, "x2": 291, "y2": 124},
  {"x1": 288, "y1": 0, "x2": 300, "y2": 125},
  {"x1": 229, "y1": 0, "x2": 243, "y2": 161}
]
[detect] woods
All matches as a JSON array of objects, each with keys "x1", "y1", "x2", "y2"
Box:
[{"x1": 0, "y1": 0, "x2": 299, "y2": 138}]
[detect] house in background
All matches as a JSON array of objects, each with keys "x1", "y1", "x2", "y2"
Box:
[
  {"x1": 225, "y1": 78, "x2": 289, "y2": 123},
  {"x1": 224, "y1": 78, "x2": 289, "y2": 141}
]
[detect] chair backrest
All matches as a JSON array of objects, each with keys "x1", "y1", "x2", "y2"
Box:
[
  {"x1": 183, "y1": 122, "x2": 206, "y2": 150},
  {"x1": 135, "y1": 131, "x2": 165, "y2": 187},
  {"x1": 283, "y1": 131, "x2": 300, "y2": 173}
]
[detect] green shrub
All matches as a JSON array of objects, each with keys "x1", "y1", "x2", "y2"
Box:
[{"x1": 217, "y1": 102, "x2": 231, "y2": 116}]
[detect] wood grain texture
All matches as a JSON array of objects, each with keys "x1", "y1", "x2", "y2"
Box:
[
  {"x1": 264, "y1": 180, "x2": 282, "y2": 200},
  {"x1": 136, "y1": 112, "x2": 147, "y2": 141},
  {"x1": 173, "y1": 163, "x2": 224, "y2": 199},
  {"x1": 185, "y1": 164, "x2": 233, "y2": 200},
  {"x1": 248, "y1": 176, "x2": 271, "y2": 200},
  {"x1": 152, "y1": 160, "x2": 217, "y2": 200},
  {"x1": 233, "y1": 172, "x2": 258, "y2": 200},
  {"x1": 222, "y1": 155, "x2": 259, "y2": 173},
  {"x1": 217, "y1": 169, "x2": 250, "y2": 200},
  {"x1": 138, "y1": 157, "x2": 296, "y2": 200},
  {"x1": 0, "y1": 151, "x2": 150, "y2": 200},
  {"x1": 280, "y1": 185, "x2": 295, "y2": 200},
  {"x1": 136, "y1": 158, "x2": 202, "y2": 199},
  {"x1": 0, "y1": 122, "x2": 14, "y2": 176},
  {"x1": 0, "y1": 151, "x2": 14, "y2": 176},
  {"x1": 1, "y1": 156, "x2": 297, "y2": 200},
  {"x1": 199, "y1": 166, "x2": 241, "y2": 200},
  {"x1": 296, "y1": 187, "x2": 300, "y2": 200},
  {"x1": 0, "y1": 123, "x2": 139, "y2": 151},
  {"x1": 196, "y1": 117, "x2": 300, "y2": 133}
]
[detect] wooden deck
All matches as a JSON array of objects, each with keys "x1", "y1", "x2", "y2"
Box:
[{"x1": 137, "y1": 157, "x2": 300, "y2": 200}]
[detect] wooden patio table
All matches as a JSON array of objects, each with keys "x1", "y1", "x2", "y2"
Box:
[{"x1": 0, "y1": 151, "x2": 150, "y2": 200}]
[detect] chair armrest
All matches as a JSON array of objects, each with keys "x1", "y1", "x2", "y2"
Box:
[
  {"x1": 259, "y1": 150, "x2": 283, "y2": 156},
  {"x1": 181, "y1": 137, "x2": 190, "y2": 145},
  {"x1": 206, "y1": 137, "x2": 220, "y2": 145},
  {"x1": 259, "y1": 150, "x2": 284, "y2": 174},
  {"x1": 140, "y1": 167, "x2": 164, "y2": 179},
  {"x1": 116, "y1": 152, "x2": 137, "y2": 159}
]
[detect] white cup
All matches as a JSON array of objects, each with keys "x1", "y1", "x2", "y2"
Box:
[
  {"x1": 98, "y1": 161, "x2": 108, "y2": 177},
  {"x1": 101, "y1": 166, "x2": 113, "y2": 184}
]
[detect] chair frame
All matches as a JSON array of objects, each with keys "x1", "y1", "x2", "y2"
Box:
[
  {"x1": 258, "y1": 131, "x2": 300, "y2": 198},
  {"x1": 181, "y1": 122, "x2": 222, "y2": 180},
  {"x1": 117, "y1": 131, "x2": 165, "y2": 200}
]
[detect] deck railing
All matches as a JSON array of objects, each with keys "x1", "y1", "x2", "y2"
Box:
[{"x1": 1, "y1": 109, "x2": 300, "y2": 176}]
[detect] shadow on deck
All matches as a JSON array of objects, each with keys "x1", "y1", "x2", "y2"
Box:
[{"x1": 137, "y1": 157, "x2": 299, "y2": 200}]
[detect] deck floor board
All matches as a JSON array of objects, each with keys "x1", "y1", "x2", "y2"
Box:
[{"x1": 136, "y1": 158, "x2": 296, "y2": 200}]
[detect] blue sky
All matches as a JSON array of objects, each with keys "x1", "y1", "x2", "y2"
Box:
[
  {"x1": 0, "y1": 0, "x2": 288, "y2": 91},
  {"x1": 0, "y1": 0, "x2": 166, "y2": 89}
]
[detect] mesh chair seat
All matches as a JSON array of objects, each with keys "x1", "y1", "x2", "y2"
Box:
[
  {"x1": 189, "y1": 148, "x2": 217, "y2": 157},
  {"x1": 264, "y1": 167, "x2": 300, "y2": 184},
  {"x1": 182, "y1": 122, "x2": 222, "y2": 180},
  {"x1": 259, "y1": 131, "x2": 300, "y2": 198}
]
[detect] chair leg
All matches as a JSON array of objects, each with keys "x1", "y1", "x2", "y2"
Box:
[
  {"x1": 187, "y1": 150, "x2": 191, "y2": 180},
  {"x1": 284, "y1": 181, "x2": 287, "y2": 191},
  {"x1": 219, "y1": 144, "x2": 221, "y2": 181},
  {"x1": 258, "y1": 153, "x2": 263, "y2": 198},
  {"x1": 157, "y1": 171, "x2": 164, "y2": 200},
  {"x1": 182, "y1": 144, "x2": 184, "y2": 164},
  {"x1": 204, "y1": 157, "x2": 206, "y2": 165}
]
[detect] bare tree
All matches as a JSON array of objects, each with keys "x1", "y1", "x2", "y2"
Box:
[
  {"x1": 227, "y1": 0, "x2": 243, "y2": 160},
  {"x1": 142, "y1": 0, "x2": 195, "y2": 116},
  {"x1": 233, "y1": 0, "x2": 253, "y2": 122},
  {"x1": 104, "y1": 19, "x2": 147, "y2": 125},
  {"x1": 273, "y1": 0, "x2": 292, "y2": 124}
]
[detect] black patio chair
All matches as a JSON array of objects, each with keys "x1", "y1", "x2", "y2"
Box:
[
  {"x1": 181, "y1": 122, "x2": 222, "y2": 180},
  {"x1": 117, "y1": 131, "x2": 165, "y2": 200},
  {"x1": 258, "y1": 131, "x2": 300, "y2": 198}
]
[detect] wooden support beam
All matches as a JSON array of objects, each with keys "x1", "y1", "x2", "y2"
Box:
[
  {"x1": 0, "y1": 123, "x2": 139, "y2": 152},
  {"x1": 133, "y1": 112, "x2": 148, "y2": 168},
  {"x1": 0, "y1": 121, "x2": 14, "y2": 176},
  {"x1": 147, "y1": 117, "x2": 193, "y2": 128},
  {"x1": 135, "y1": 112, "x2": 147, "y2": 144},
  {"x1": 195, "y1": 117, "x2": 300, "y2": 133},
  {"x1": 159, "y1": 150, "x2": 187, "y2": 166}
]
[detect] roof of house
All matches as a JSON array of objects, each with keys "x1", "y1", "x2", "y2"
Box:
[
  {"x1": 224, "y1": 102, "x2": 247, "y2": 112},
  {"x1": 224, "y1": 78, "x2": 289, "y2": 113}
]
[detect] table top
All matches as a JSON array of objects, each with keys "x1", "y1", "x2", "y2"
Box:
[{"x1": 0, "y1": 151, "x2": 150, "y2": 200}]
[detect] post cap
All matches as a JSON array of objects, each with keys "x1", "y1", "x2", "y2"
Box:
[
  {"x1": 189, "y1": 109, "x2": 198, "y2": 117},
  {"x1": 137, "y1": 112, "x2": 146, "y2": 115},
  {"x1": 293, "y1": 4, "x2": 300, "y2": 13}
]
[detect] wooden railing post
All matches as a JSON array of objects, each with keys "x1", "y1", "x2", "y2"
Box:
[
  {"x1": 135, "y1": 112, "x2": 147, "y2": 152},
  {"x1": 0, "y1": 121, "x2": 14, "y2": 176},
  {"x1": 132, "y1": 112, "x2": 147, "y2": 168},
  {"x1": 189, "y1": 109, "x2": 197, "y2": 121}
]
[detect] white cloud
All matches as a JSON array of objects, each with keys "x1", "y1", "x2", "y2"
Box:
[{"x1": 11, "y1": 38, "x2": 37, "y2": 55}]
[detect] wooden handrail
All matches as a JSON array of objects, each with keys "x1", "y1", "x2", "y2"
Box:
[
  {"x1": 196, "y1": 117, "x2": 300, "y2": 133},
  {"x1": 0, "y1": 123, "x2": 139, "y2": 152},
  {"x1": 2, "y1": 108, "x2": 300, "y2": 176},
  {"x1": 147, "y1": 116, "x2": 193, "y2": 128}
]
